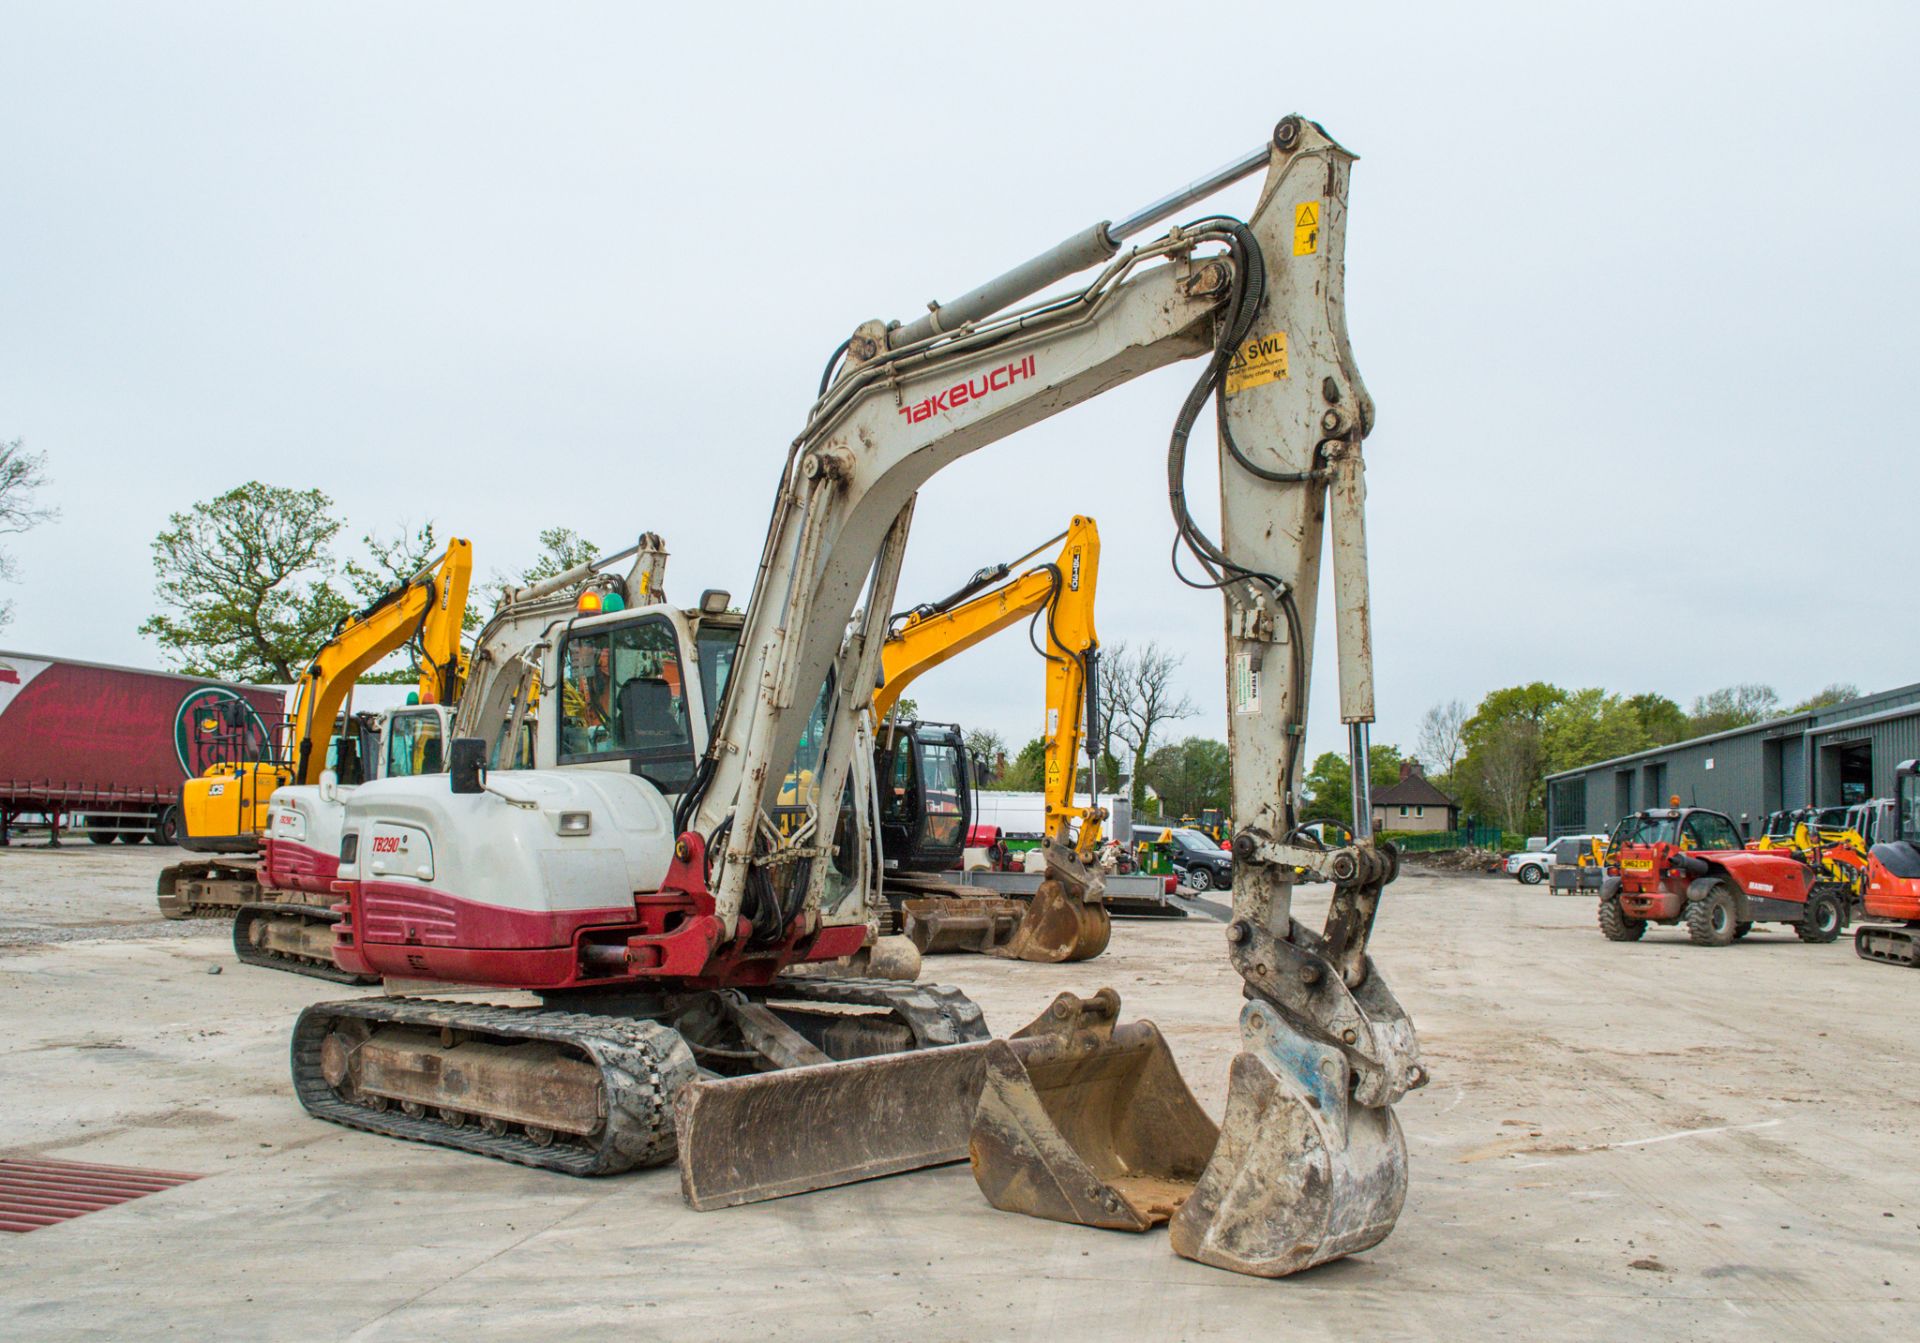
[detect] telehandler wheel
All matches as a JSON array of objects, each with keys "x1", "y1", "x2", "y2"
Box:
[
  {"x1": 1597, "y1": 897, "x2": 1646, "y2": 942},
  {"x1": 1796, "y1": 893, "x2": 1843, "y2": 944},
  {"x1": 1734, "y1": 921, "x2": 1753, "y2": 940},
  {"x1": 1686, "y1": 884, "x2": 1737, "y2": 947}
]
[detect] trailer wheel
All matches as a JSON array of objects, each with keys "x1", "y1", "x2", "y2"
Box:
[
  {"x1": 156, "y1": 806, "x2": 183, "y2": 848},
  {"x1": 86, "y1": 821, "x2": 115, "y2": 845},
  {"x1": 1686, "y1": 883, "x2": 1737, "y2": 947},
  {"x1": 1597, "y1": 897, "x2": 1645, "y2": 942},
  {"x1": 1796, "y1": 892, "x2": 1843, "y2": 944}
]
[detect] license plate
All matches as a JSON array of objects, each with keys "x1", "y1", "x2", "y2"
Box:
[{"x1": 1623, "y1": 858, "x2": 1654, "y2": 871}]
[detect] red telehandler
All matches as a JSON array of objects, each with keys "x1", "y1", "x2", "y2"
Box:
[{"x1": 1599, "y1": 803, "x2": 1847, "y2": 946}]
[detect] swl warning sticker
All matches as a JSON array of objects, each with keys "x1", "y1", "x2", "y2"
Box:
[
  {"x1": 1293, "y1": 201, "x2": 1319, "y2": 255},
  {"x1": 1225, "y1": 331, "x2": 1288, "y2": 395}
]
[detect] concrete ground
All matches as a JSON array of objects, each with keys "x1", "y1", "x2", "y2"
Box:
[{"x1": 0, "y1": 846, "x2": 1914, "y2": 1342}]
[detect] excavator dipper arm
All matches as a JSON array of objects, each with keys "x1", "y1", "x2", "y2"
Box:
[
  {"x1": 674, "y1": 116, "x2": 1423, "y2": 1276},
  {"x1": 286, "y1": 539, "x2": 474, "y2": 785}
]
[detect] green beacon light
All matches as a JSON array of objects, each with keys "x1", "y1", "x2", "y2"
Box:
[{"x1": 600, "y1": 592, "x2": 627, "y2": 613}]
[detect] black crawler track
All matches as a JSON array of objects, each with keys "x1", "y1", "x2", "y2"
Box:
[
  {"x1": 232, "y1": 904, "x2": 378, "y2": 985},
  {"x1": 291, "y1": 977, "x2": 986, "y2": 1176},
  {"x1": 292, "y1": 999, "x2": 696, "y2": 1175}
]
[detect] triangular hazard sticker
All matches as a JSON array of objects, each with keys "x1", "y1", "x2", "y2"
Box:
[{"x1": 1295, "y1": 202, "x2": 1318, "y2": 226}]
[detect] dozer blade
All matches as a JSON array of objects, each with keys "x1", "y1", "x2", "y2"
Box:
[
  {"x1": 991, "y1": 877, "x2": 1111, "y2": 963},
  {"x1": 969, "y1": 988, "x2": 1217, "y2": 1231},
  {"x1": 677, "y1": 1037, "x2": 997, "y2": 1210}
]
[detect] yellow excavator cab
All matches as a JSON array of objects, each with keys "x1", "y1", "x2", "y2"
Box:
[{"x1": 179, "y1": 761, "x2": 292, "y2": 854}]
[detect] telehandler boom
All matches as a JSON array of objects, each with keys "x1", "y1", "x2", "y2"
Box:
[{"x1": 295, "y1": 114, "x2": 1423, "y2": 1279}]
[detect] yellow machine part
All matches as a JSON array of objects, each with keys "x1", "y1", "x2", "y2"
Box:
[{"x1": 180, "y1": 762, "x2": 292, "y2": 849}]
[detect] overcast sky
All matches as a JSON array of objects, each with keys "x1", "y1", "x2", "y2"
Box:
[{"x1": 3, "y1": 3, "x2": 1915, "y2": 766}]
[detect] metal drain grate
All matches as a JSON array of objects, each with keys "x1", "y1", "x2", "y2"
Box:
[{"x1": 0, "y1": 1157, "x2": 202, "y2": 1233}]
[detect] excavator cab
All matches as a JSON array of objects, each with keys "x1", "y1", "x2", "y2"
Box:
[{"x1": 876, "y1": 720, "x2": 972, "y2": 874}]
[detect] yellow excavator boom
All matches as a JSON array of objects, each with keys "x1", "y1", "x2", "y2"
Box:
[
  {"x1": 178, "y1": 538, "x2": 473, "y2": 850},
  {"x1": 874, "y1": 516, "x2": 1102, "y2": 857}
]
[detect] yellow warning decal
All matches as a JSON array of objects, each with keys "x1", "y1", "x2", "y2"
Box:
[
  {"x1": 1225, "y1": 330, "x2": 1288, "y2": 395},
  {"x1": 1293, "y1": 201, "x2": 1319, "y2": 256}
]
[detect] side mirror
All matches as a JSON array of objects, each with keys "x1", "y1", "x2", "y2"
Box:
[
  {"x1": 317, "y1": 769, "x2": 340, "y2": 804},
  {"x1": 448, "y1": 737, "x2": 489, "y2": 795}
]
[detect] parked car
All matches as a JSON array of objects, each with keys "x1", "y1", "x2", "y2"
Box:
[
  {"x1": 1506, "y1": 834, "x2": 1608, "y2": 885},
  {"x1": 1132, "y1": 823, "x2": 1235, "y2": 893}
]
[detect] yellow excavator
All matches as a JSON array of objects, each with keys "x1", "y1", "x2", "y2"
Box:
[
  {"x1": 156, "y1": 539, "x2": 474, "y2": 955},
  {"x1": 870, "y1": 516, "x2": 1109, "y2": 959}
]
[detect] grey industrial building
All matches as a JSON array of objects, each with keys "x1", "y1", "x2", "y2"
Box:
[{"x1": 1544, "y1": 682, "x2": 1920, "y2": 838}]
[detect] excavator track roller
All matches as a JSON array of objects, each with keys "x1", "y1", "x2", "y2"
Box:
[{"x1": 233, "y1": 903, "x2": 378, "y2": 984}]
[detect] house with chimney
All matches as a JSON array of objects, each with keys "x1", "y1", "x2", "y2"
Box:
[{"x1": 1371, "y1": 760, "x2": 1458, "y2": 834}]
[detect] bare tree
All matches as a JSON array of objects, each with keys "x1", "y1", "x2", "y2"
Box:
[
  {"x1": 1093, "y1": 640, "x2": 1129, "y2": 794},
  {"x1": 1415, "y1": 698, "x2": 1468, "y2": 779},
  {"x1": 0, "y1": 439, "x2": 58, "y2": 630},
  {"x1": 1107, "y1": 640, "x2": 1198, "y2": 805},
  {"x1": 1475, "y1": 718, "x2": 1541, "y2": 834}
]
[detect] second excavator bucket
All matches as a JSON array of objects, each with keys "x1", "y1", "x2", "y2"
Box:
[
  {"x1": 992, "y1": 875, "x2": 1111, "y2": 963},
  {"x1": 969, "y1": 988, "x2": 1217, "y2": 1230}
]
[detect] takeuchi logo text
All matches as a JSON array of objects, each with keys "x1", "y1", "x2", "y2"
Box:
[{"x1": 897, "y1": 355, "x2": 1036, "y2": 424}]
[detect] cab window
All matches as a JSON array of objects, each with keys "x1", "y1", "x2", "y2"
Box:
[
  {"x1": 558, "y1": 617, "x2": 696, "y2": 791},
  {"x1": 384, "y1": 711, "x2": 444, "y2": 779},
  {"x1": 919, "y1": 738, "x2": 964, "y2": 849},
  {"x1": 1683, "y1": 813, "x2": 1741, "y2": 851},
  {"x1": 696, "y1": 624, "x2": 740, "y2": 732}
]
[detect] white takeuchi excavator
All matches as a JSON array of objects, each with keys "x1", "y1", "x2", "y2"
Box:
[{"x1": 291, "y1": 114, "x2": 1422, "y2": 1279}]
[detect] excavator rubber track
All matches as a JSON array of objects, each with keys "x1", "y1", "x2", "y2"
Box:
[
  {"x1": 293, "y1": 978, "x2": 985, "y2": 1177},
  {"x1": 292, "y1": 999, "x2": 696, "y2": 1176},
  {"x1": 755, "y1": 975, "x2": 989, "y2": 1048},
  {"x1": 1854, "y1": 923, "x2": 1920, "y2": 966},
  {"x1": 156, "y1": 859, "x2": 262, "y2": 920},
  {"x1": 233, "y1": 903, "x2": 379, "y2": 985}
]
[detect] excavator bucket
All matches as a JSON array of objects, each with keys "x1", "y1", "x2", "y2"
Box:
[
  {"x1": 992, "y1": 876, "x2": 1111, "y2": 963},
  {"x1": 969, "y1": 989, "x2": 1217, "y2": 1230}
]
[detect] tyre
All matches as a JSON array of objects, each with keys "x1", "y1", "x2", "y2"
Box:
[
  {"x1": 1686, "y1": 883, "x2": 1738, "y2": 947},
  {"x1": 156, "y1": 806, "x2": 183, "y2": 848},
  {"x1": 1185, "y1": 865, "x2": 1213, "y2": 893},
  {"x1": 86, "y1": 822, "x2": 115, "y2": 846},
  {"x1": 1598, "y1": 897, "x2": 1646, "y2": 942},
  {"x1": 1517, "y1": 864, "x2": 1544, "y2": 886},
  {"x1": 1796, "y1": 892, "x2": 1843, "y2": 944},
  {"x1": 1734, "y1": 921, "x2": 1753, "y2": 940},
  {"x1": 116, "y1": 830, "x2": 144, "y2": 844}
]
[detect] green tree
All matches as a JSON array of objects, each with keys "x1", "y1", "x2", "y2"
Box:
[
  {"x1": 484, "y1": 525, "x2": 605, "y2": 606},
  {"x1": 1625, "y1": 692, "x2": 1688, "y2": 746},
  {"x1": 1140, "y1": 737, "x2": 1230, "y2": 820},
  {"x1": 140, "y1": 483, "x2": 351, "y2": 682},
  {"x1": 1456, "y1": 682, "x2": 1565, "y2": 834},
  {"x1": 1299, "y1": 744, "x2": 1406, "y2": 825},
  {"x1": 1543, "y1": 688, "x2": 1651, "y2": 776},
  {"x1": 1687, "y1": 683, "x2": 1779, "y2": 735},
  {"x1": 885, "y1": 696, "x2": 920, "y2": 723},
  {"x1": 0, "y1": 438, "x2": 57, "y2": 630},
  {"x1": 1790, "y1": 682, "x2": 1860, "y2": 713},
  {"x1": 995, "y1": 736, "x2": 1047, "y2": 791}
]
